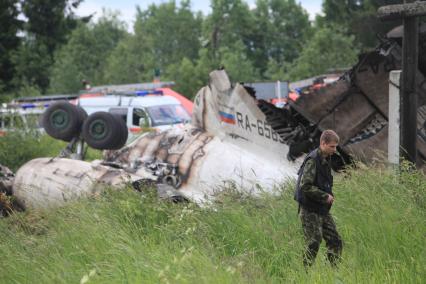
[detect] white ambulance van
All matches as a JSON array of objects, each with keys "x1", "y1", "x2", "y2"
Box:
[{"x1": 76, "y1": 92, "x2": 191, "y2": 137}]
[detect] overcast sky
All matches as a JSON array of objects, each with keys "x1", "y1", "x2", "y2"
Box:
[{"x1": 75, "y1": 0, "x2": 323, "y2": 30}]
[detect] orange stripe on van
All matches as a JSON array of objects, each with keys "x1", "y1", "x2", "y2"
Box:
[
  {"x1": 79, "y1": 93, "x2": 104, "y2": 98},
  {"x1": 129, "y1": 127, "x2": 141, "y2": 133}
]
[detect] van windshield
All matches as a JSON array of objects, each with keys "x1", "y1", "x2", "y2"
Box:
[{"x1": 146, "y1": 105, "x2": 191, "y2": 126}]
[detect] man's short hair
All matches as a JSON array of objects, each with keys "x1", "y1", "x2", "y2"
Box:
[{"x1": 320, "y1": 129, "x2": 340, "y2": 144}]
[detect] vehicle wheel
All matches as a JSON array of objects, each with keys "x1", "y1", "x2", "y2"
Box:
[
  {"x1": 41, "y1": 101, "x2": 81, "y2": 142},
  {"x1": 76, "y1": 106, "x2": 88, "y2": 127},
  {"x1": 82, "y1": 112, "x2": 126, "y2": 150},
  {"x1": 111, "y1": 114, "x2": 128, "y2": 149}
]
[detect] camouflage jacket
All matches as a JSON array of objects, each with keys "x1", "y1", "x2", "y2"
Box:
[{"x1": 299, "y1": 148, "x2": 331, "y2": 205}]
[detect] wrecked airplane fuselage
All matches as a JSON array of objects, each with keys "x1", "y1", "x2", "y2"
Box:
[
  {"x1": 11, "y1": 70, "x2": 299, "y2": 209},
  {"x1": 5, "y1": 32, "x2": 426, "y2": 210}
]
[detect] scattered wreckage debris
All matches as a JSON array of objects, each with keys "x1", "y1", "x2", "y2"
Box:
[
  {"x1": 0, "y1": 164, "x2": 23, "y2": 216},
  {"x1": 256, "y1": 32, "x2": 426, "y2": 172},
  {"x1": 2, "y1": 28, "x2": 426, "y2": 211}
]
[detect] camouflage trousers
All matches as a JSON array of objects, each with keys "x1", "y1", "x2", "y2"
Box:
[{"x1": 300, "y1": 207, "x2": 343, "y2": 266}]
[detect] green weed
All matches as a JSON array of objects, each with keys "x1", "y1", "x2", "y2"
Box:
[
  {"x1": 0, "y1": 166, "x2": 424, "y2": 283},
  {"x1": 0, "y1": 132, "x2": 101, "y2": 171}
]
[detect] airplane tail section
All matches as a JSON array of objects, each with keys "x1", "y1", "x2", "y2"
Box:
[{"x1": 192, "y1": 70, "x2": 288, "y2": 154}]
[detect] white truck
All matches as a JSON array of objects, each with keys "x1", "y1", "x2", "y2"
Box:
[
  {"x1": 0, "y1": 106, "x2": 45, "y2": 136},
  {"x1": 76, "y1": 94, "x2": 191, "y2": 137}
]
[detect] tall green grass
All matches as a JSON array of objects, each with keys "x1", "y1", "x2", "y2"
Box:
[{"x1": 0, "y1": 165, "x2": 425, "y2": 283}]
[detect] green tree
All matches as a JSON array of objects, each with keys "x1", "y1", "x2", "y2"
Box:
[
  {"x1": 319, "y1": 0, "x2": 402, "y2": 50},
  {"x1": 264, "y1": 59, "x2": 286, "y2": 81},
  {"x1": 103, "y1": 38, "x2": 149, "y2": 84},
  {"x1": 165, "y1": 58, "x2": 201, "y2": 99},
  {"x1": 103, "y1": 1, "x2": 203, "y2": 87},
  {"x1": 267, "y1": 0, "x2": 312, "y2": 64},
  {"x1": 12, "y1": 43, "x2": 52, "y2": 92},
  {"x1": 0, "y1": 0, "x2": 22, "y2": 93},
  {"x1": 133, "y1": 0, "x2": 202, "y2": 70},
  {"x1": 203, "y1": 0, "x2": 254, "y2": 59},
  {"x1": 218, "y1": 40, "x2": 259, "y2": 83},
  {"x1": 249, "y1": 0, "x2": 312, "y2": 78},
  {"x1": 21, "y1": 0, "x2": 83, "y2": 54},
  {"x1": 164, "y1": 40, "x2": 259, "y2": 99},
  {"x1": 49, "y1": 12, "x2": 127, "y2": 93},
  {"x1": 13, "y1": 0, "x2": 84, "y2": 92},
  {"x1": 285, "y1": 26, "x2": 359, "y2": 81},
  {"x1": 164, "y1": 47, "x2": 217, "y2": 100}
]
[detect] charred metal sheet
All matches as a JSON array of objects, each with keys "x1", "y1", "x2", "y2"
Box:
[
  {"x1": 103, "y1": 126, "x2": 214, "y2": 189},
  {"x1": 353, "y1": 52, "x2": 398, "y2": 118},
  {"x1": 0, "y1": 164, "x2": 14, "y2": 195},
  {"x1": 260, "y1": 35, "x2": 426, "y2": 171},
  {"x1": 353, "y1": 42, "x2": 426, "y2": 117},
  {"x1": 345, "y1": 114, "x2": 388, "y2": 146},
  {"x1": 317, "y1": 91, "x2": 378, "y2": 145},
  {"x1": 291, "y1": 80, "x2": 350, "y2": 124},
  {"x1": 345, "y1": 126, "x2": 389, "y2": 162}
]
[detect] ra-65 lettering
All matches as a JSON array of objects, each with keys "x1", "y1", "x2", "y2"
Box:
[{"x1": 236, "y1": 111, "x2": 284, "y2": 144}]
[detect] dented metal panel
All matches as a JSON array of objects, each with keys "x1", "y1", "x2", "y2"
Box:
[
  {"x1": 270, "y1": 36, "x2": 426, "y2": 169},
  {"x1": 13, "y1": 158, "x2": 141, "y2": 209}
]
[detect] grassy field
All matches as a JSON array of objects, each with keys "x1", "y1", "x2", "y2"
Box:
[{"x1": 0, "y1": 163, "x2": 424, "y2": 283}]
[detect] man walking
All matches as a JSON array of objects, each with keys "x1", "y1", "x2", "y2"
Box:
[{"x1": 295, "y1": 129, "x2": 343, "y2": 267}]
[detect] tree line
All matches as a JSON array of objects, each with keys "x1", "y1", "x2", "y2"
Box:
[{"x1": 0, "y1": 0, "x2": 402, "y2": 101}]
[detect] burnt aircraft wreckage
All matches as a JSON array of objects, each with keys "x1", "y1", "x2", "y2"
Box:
[
  {"x1": 276, "y1": 27, "x2": 426, "y2": 170},
  {"x1": 1, "y1": 31, "x2": 426, "y2": 212},
  {"x1": 6, "y1": 69, "x2": 302, "y2": 210}
]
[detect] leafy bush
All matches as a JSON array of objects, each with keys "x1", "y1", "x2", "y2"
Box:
[{"x1": 0, "y1": 132, "x2": 101, "y2": 171}]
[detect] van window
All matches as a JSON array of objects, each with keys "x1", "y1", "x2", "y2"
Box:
[
  {"x1": 133, "y1": 108, "x2": 149, "y2": 127},
  {"x1": 146, "y1": 105, "x2": 190, "y2": 126}
]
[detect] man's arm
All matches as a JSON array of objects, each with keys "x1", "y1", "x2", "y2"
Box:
[{"x1": 300, "y1": 159, "x2": 330, "y2": 204}]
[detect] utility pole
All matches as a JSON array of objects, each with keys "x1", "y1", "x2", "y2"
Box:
[{"x1": 378, "y1": 1, "x2": 426, "y2": 164}]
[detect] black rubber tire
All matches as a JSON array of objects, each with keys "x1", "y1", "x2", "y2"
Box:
[
  {"x1": 82, "y1": 112, "x2": 126, "y2": 150},
  {"x1": 41, "y1": 101, "x2": 81, "y2": 142},
  {"x1": 76, "y1": 106, "x2": 88, "y2": 128},
  {"x1": 111, "y1": 114, "x2": 128, "y2": 149}
]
